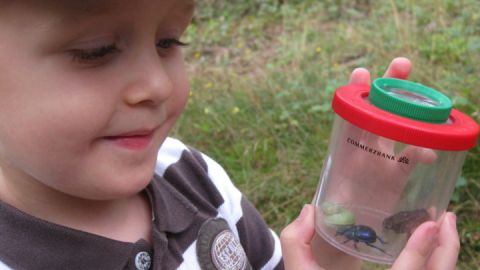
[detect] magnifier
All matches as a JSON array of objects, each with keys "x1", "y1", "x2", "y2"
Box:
[{"x1": 311, "y1": 78, "x2": 479, "y2": 264}]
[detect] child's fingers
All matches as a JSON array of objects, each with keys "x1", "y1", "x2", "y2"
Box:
[
  {"x1": 383, "y1": 57, "x2": 412, "y2": 79},
  {"x1": 280, "y1": 204, "x2": 325, "y2": 270},
  {"x1": 390, "y1": 221, "x2": 439, "y2": 270},
  {"x1": 348, "y1": 67, "x2": 371, "y2": 85},
  {"x1": 349, "y1": 57, "x2": 411, "y2": 86},
  {"x1": 426, "y1": 212, "x2": 460, "y2": 270}
]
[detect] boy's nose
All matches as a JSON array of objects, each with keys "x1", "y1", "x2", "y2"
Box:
[{"x1": 123, "y1": 57, "x2": 174, "y2": 107}]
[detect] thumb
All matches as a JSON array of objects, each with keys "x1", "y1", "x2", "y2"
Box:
[
  {"x1": 390, "y1": 221, "x2": 439, "y2": 270},
  {"x1": 280, "y1": 204, "x2": 324, "y2": 270},
  {"x1": 383, "y1": 57, "x2": 412, "y2": 79}
]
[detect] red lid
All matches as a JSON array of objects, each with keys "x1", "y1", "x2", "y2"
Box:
[{"x1": 332, "y1": 84, "x2": 480, "y2": 151}]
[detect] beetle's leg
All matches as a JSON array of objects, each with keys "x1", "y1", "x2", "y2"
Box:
[
  {"x1": 342, "y1": 238, "x2": 351, "y2": 244},
  {"x1": 377, "y1": 236, "x2": 387, "y2": 244},
  {"x1": 335, "y1": 226, "x2": 350, "y2": 236},
  {"x1": 365, "y1": 243, "x2": 391, "y2": 256}
]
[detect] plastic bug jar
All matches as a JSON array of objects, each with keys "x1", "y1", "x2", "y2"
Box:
[{"x1": 312, "y1": 78, "x2": 479, "y2": 264}]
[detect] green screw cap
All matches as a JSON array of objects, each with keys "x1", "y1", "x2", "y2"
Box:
[{"x1": 369, "y1": 78, "x2": 452, "y2": 123}]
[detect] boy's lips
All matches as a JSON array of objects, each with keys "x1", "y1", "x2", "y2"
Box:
[{"x1": 103, "y1": 128, "x2": 156, "y2": 150}]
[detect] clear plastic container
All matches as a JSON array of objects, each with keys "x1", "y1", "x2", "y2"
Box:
[{"x1": 312, "y1": 78, "x2": 479, "y2": 264}]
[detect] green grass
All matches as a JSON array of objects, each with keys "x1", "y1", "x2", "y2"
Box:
[{"x1": 173, "y1": 1, "x2": 480, "y2": 269}]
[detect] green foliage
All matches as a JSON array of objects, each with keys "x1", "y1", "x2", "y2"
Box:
[{"x1": 174, "y1": 0, "x2": 480, "y2": 268}]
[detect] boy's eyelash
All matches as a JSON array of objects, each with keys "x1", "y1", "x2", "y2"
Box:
[
  {"x1": 156, "y1": 38, "x2": 189, "y2": 49},
  {"x1": 68, "y1": 39, "x2": 188, "y2": 64},
  {"x1": 69, "y1": 45, "x2": 119, "y2": 62}
]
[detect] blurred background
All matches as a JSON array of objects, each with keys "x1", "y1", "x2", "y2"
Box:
[{"x1": 172, "y1": 1, "x2": 480, "y2": 269}]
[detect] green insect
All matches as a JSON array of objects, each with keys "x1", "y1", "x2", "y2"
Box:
[{"x1": 321, "y1": 201, "x2": 356, "y2": 227}]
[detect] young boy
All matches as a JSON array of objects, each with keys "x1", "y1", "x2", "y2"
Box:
[{"x1": 0, "y1": 1, "x2": 459, "y2": 269}]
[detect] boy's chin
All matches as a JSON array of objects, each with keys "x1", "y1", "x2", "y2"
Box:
[
  {"x1": 111, "y1": 173, "x2": 154, "y2": 198},
  {"x1": 77, "y1": 171, "x2": 155, "y2": 201}
]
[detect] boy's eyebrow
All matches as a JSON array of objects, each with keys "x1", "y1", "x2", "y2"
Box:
[
  {"x1": 2, "y1": 0, "x2": 195, "y2": 20},
  {"x1": 38, "y1": 0, "x2": 194, "y2": 16},
  {"x1": 12, "y1": 0, "x2": 117, "y2": 17},
  {"x1": 42, "y1": 0, "x2": 116, "y2": 16}
]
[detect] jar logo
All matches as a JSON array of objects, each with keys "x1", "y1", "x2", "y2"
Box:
[
  {"x1": 397, "y1": 156, "x2": 410, "y2": 164},
  {"x1": 346, "y1": 137, "x2": 409, "y2": 164}
]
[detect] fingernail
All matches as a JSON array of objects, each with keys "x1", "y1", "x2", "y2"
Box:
[
  {"x1": 297, "y1": 204, "x2": 309, "y2": 222},
  {"x1": 448, "y1": 213, "x2": 457, "y2": 230}
]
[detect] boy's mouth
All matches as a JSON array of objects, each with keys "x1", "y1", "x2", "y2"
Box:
[{"x1": 103, "y1": 129, "x2": 156, "y2": 150}]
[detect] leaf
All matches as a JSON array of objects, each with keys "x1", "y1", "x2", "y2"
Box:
[
  {"x1": 453, "y1": 96, "x2": 469, "y2": 107},
  {"x1": 456, "y1": 176, "x2": 468, "y2": 188},
  {"x1": 308, "y1": 103, "x2": 331, "y2": 113},
  {"x1": 451, "y1": 176, "x2": 468, "y2": 203}
]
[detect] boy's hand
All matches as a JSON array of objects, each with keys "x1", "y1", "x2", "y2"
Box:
[
  {"x1": 349, "y1": 56, "x2": 411, "y2": 85},
  {"x1": 281, "y1": 205, "x2": 325, "y2": 270},
  {"x1": 280, "y1": 204, "x2": 460, "y2": 270},
  {"x1": 390, "y1": 212, "x2": 459, "y2": 270}
]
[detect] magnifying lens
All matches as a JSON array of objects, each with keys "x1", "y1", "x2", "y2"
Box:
[{"x1": 369, "y1": 78, "x2": 452, "y2": 123}]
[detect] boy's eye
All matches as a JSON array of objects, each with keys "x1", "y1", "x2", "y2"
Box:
[
  {"x1": 66, "y1": 38, "x2": 187, "y2": 66},
  {"x1": 68, "y1": 44, "x2": 119, "y2": 65},
  {"x1": 156, "y1": 38, "x2": 188, "y2": 49}
]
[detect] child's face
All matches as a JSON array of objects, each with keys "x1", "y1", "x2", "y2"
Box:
[{"x1": 0, "y1": 0, "x2": 193, "y2": 200}]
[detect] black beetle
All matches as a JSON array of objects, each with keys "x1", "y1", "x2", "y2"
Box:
[{"x1": 336, "y1": 225, "x2": 390, "y2": 255}]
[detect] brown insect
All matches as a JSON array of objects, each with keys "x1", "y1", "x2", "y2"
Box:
[{"x1": 382, "y1": 209, "x2": 431, "y2": 234}]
